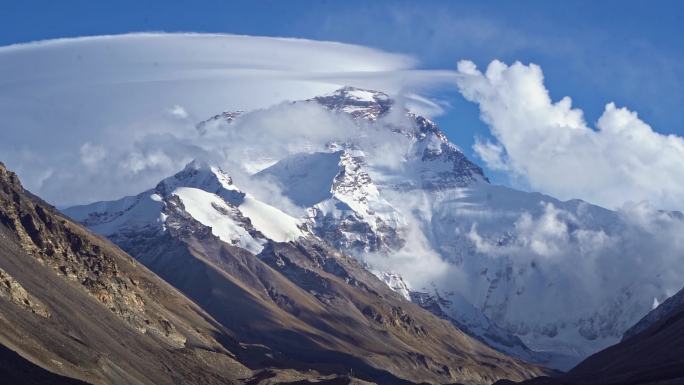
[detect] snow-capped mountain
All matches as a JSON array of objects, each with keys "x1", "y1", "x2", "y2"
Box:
[
  {"x1": 63, "y1": 155, "x2": 544, "y2": 385},
  {"x1": 314, "y1": 87, "x2": 487, "y2": 191},
  {"x1": 64, "y1": 86, "x2": 684, "y2": 371}
]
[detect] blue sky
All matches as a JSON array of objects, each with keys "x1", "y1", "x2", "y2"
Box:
[{"x1": 1, "y1": 0, "x2": 683, "y2": 194}]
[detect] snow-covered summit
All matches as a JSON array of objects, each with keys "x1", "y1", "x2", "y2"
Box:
[
  {"x1": 155, "y1": 159, "x2": 245, "y2": 205},
  {"x1": 189, "y1": 86, "x2": 487, "y2": 190},
  {"x1": 313, "y1": 86, "x2": 392, "y2": 121},
  {"x1": 195, "y1": 110, "x2": 243, "y2": 133}
]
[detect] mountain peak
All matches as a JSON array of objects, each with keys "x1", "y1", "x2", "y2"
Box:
[
  {"x1": 313, "y1": 86, "x2": 392, "y2": 120},
  {"x1": 155, "y1": 160, "x2": 234, "y2": 195},
  {"x1": 0, "y1": 161, "x2": 23, "y2": 191},
  {"x1": 183, "y1": 158, "x2": 213, "y2": 171},
  {"x1": 331, "y1": 86, "x2": 390, "y2": 102}
]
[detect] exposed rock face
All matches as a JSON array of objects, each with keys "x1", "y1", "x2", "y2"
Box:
[
  {"x1": 313, "y1": 86, "x2": 392, "y2": 121},
  {"x1": 377, "y1": 272, "x2": 411, "y2": 301},
  {"x1": 245, "y1": 88, "x2": 550, "y2": 364},
  {"x1": 0, "y1": 162, "x2": 186, "y2": 347},
  {"x1": 0, "y1": 267, "x2": 50, "y2": 318},
  {"x1": 196, "y1": 110, "x2": 243, "y2": 134},
  {"x1": 297, "y1": 151, "x2": 405, "y2": 254},
  {"x1": 0, "y1": 161, "x2": 253, "y2": 384},
  {"x1": 410, "y1": 289, "x2": 550, "y2": 367},
  {"x1": 67, "y1": 86, "x2": 643, "y2": 371}
]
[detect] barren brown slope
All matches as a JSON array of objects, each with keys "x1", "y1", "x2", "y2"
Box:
[
  {"x1": 0, "y1": 161, "x2": 371, "y2": 385},
  {"x1": 104, "y1": 189, "x2": 547, "y2": 385},
  {"x1": 0, "y1": 162, "x2": 256, "y2": 384}
]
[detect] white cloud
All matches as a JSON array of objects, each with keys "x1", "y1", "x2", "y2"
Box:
[
  {"x1": 363, "y1": 236, "x2": 456, "y2": 291},
  {"x1": 0, "y1": 33, "x2": 454, "y2": 206},
  {"x1": 168, "y1": 105, "x2": 189, "y2": 119},
  {"x1": 79, "y1": 142, "x2": 106, "y2": 168},
  {"x1": 221, "y1": 102, "x2": 359, "y2": 168},
  {"x1": 472, "y1": 138, "x2": 508, "y2": 171},
  {"x1": 456, "y1": 60, "x2": 684, "y2": 211},
  {"x1": 464, "y1": 200, "x2": 684, "y2": 340}
]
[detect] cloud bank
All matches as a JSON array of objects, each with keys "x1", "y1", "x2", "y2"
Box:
[
  {"x1": 0, "y1": 33, "x2": 453, "y2": 206},
  {"x1": 465, "y1": 199, "x2": 684, "y2": 338},
  {"x1": 456, "y1": 60, "x2": 684, "y2": 211}
]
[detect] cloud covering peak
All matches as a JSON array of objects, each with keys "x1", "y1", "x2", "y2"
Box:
[{"x1": 0, "y1": 33, "x2": 448, "y2": 206}]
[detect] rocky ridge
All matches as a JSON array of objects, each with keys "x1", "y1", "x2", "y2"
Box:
[
  {"x1": 64, "y1": 159, "x2": 547, "y2": 384},
  {"x1": 0, "y1": 161, "x2": 392, "y2": 385}
]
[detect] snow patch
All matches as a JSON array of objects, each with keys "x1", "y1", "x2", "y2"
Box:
[
  {"x1": 173, "y1": 187, "x2": 264, "y2": 254},
  {"x1": 239, "y1": 195, "x2": 304, "y2": 243},
  {"x1": 346, "y1": 89, "x2": 378, "y2": 102},
  {"x1": 376, "y1": 271, "x2": 411, "y2": 301}
]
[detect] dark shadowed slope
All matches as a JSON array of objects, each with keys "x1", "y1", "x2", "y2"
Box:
[
  {"x1": 621, "y1": 286, "x2": 684, "y2": 342},
  {"x1": 0, "y1": 342, "x2": 90, "y2": 385}
]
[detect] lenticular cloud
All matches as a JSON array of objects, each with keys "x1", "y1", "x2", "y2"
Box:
[{"x1": 0, "y1": 33, "x2": 439, "y2": 206}]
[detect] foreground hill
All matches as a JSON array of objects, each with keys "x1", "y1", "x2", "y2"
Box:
[
  {"x1": 0, "y1": 162, "x2": 250, "y2": 384},
  {"x1": 0, "y1": 161, "x2": 387, "y2": 385}
]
